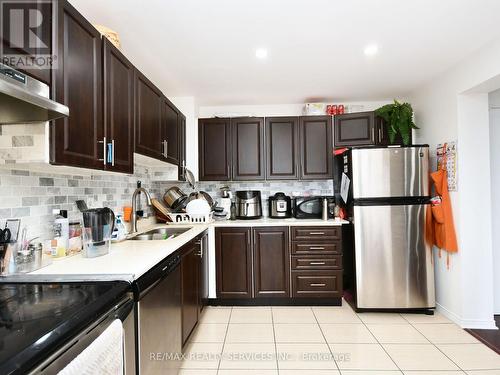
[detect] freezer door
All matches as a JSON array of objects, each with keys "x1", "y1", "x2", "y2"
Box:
[
  {"x1": 352, "y1": 146, "x2": 429, "y2": 199},
  {"x1": 354, "y1": 204, "x2": 435, "y2": 309}
]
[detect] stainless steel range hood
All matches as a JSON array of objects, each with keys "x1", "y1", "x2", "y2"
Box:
[{"x1": 0, "y1": 63, "x2": 69, "y2": 124}]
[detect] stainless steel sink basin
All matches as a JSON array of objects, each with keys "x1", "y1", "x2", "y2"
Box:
[{"x1": 130, "y1": 227, "x2": 192, "y2": 241}]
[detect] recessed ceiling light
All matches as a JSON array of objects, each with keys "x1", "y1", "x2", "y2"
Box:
[
  {"x1": 364, "y1": 44, "x2": 379, "y2": 57},
  {"x1": 255, "y1": 48, "x2": 268, "y2": 59}
]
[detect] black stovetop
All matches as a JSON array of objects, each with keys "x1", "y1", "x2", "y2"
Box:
[{"x1": 0, "y1": 281, "x2": 130, "y2": 375}]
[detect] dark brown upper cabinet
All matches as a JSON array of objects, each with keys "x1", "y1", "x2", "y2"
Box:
[
  {"x1": 51, "y1": 0, "x2": 103, "y2": 170},
  {"x1": 103, "y1": 38, "x2": 134, "y2": 174},
  {"x1": 134, "y1": 71, "x2": 163, "y2": 160},
  {"x1": 162, "y1": 97, "x2": 180, "y2": 165},
  {"x1": 1, "y1": 1, "x2": 52, "y2": 85},
  {"x1": 299, "y1": 116, "x2": 333, "y2": 180},
  {"x1": 178, "y1": 113, "x2": 187, "y2": 181},
  {"x1": 231, "y1": 117, "x2": 265, "y2": 180},
  {"x1": 253, "y1": 227, "x2": 290, "y2": 298},
  {"x1": 215, "y1": 227, "x2": 253, "y2": 299},
  {"x1": 334, "y1": 111, "x2": 376, "y2": 147},
  {"x1": 199, "y1": 118, "x2": 232, "y2": 181},
  {"x1": 265, "y1": 117, "x2": 300, "y2": 180}
]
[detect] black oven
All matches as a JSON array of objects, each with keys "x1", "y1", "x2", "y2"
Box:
[{"x1": 292, "y1": 196, "x2": 335, "y2": 219}]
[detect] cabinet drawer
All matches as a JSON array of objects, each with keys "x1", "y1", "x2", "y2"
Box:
[
  {"x1": 292, "y1": 271, "x2": 342, "y2": 298},
  {"x1": 291, "y1": 255, "x2": 342, "y2": 270},
  {"x1": 291, "y1": 241, "x2": 341, "y2": 255},
  {"x1": 291, "y1": 226, "x2": 341, "y2": 241}
]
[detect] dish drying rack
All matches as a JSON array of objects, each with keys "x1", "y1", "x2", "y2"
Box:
[{"x1": 167, "y1": 212, "x2": 213, "y2": 224}]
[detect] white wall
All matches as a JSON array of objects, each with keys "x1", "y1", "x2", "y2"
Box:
[
  {"x1": 489, "y1": 90, "x2": 500, "y2": 314},
  {"x1": 409, "y1": 38, "x2": 500, "y2": 328}
]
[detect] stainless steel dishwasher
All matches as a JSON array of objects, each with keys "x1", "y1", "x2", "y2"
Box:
[{"x1": 134, "y1": 254, "x2": 182, "y2": 375}]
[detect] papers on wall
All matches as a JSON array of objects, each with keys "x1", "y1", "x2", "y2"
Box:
[
  {"x1": 340, "y1": 173, "x2": 350, "y2": 203},
  {"x1": 437, "y1": 141, "x2": 458, "y2": 191}
]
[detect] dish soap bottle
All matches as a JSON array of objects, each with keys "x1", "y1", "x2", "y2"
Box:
[{"x1": 52, "y1": 209, "x2": 69, "y2": 257}]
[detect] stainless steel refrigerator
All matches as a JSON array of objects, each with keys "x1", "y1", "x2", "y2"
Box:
[{"x1": 340, "y1": 146, "x2": 435, "y2": 310}]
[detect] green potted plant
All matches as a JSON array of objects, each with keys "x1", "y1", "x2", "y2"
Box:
[{"x1": 375, "y1": 100, "x2": 418, "y2": 146}]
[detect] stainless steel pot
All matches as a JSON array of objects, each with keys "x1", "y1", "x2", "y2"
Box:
[{"x1": 163, "y1": 187, "x2": 187, "y2": 209}]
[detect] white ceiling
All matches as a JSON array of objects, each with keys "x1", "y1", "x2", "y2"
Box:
[{"x1": 70, "y1": 0, "x2": 500, "y2": 105}]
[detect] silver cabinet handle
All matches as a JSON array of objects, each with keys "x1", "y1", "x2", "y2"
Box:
[
  {"x1": 309, "y1": 232, "x2": 325, "y2": 235},
  {"x1": 111, "y1": 139, "x2": 115, "y2": 166},
  {"x1": 165, "y1": 140, "x2": 168, "y2": 157},
  {"x1": 162, "y1": 140, "x2": 167, "y2": 158},
  {"x1": 310, "y1": 262, "x2": 326, "y2": 265},
  {"x1": 378, "y1": 128, "x2": 382, "y2": 143},
  {"x1": 371, "y1": 126, "x2": 375, "y2": 142},
  {"x1": 98, "y1": 136, "x2": 107, "y2": 166},
  {"x1": 310, "y1": 246, "x2": 325, "y2": 250},
  {"x1": 310, "y1": 283, "x2": 326, "y2": 287}
]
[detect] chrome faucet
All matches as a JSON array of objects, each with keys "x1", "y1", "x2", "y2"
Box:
[{"x1": 131, "y1": 187, "x2": 152, "y2": 233}]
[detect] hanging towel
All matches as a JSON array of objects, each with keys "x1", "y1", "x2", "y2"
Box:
[
  {"x1": 58, "y1": 319, "x2": 124, "y2": 375},
  {"x1": 425, "y1": 168, "x2": 458, "y2": 266}
]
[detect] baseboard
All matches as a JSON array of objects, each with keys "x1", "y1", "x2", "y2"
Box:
[{"x1": 436, "y1": 302, "x2": 498, "y2": 329}]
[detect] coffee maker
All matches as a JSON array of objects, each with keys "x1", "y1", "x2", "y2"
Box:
[{"x1": 235, "y1": 191, "x2": 262, "y2": 219}]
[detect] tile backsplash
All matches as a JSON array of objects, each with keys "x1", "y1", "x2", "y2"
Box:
[
  {"x1": 0, "y1": 165, "x2": 156, "y2": 241},
  {"x1": 153, "y1": 180, "x2": 335, "y2": 217},
  {"x1": 0, "y1": 162, "x2": 334, "y2": 241}
]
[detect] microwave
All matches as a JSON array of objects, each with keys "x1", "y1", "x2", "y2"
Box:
[{"x1": 292, "y1": 196, "x2": 335, "y2": 219}]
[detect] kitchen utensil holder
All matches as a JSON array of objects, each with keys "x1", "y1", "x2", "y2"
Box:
[{"x1": 166, "y1": 212, "x2": 213, "y2": 224}]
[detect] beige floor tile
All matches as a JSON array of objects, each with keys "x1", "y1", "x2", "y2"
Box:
[
  {"x1": 313, "y1": 307, "x2": 363, "y2": 324},
  {"x1": 219, "y1": 342, "x2": 277, "y2": 369},
  {"x1": 178, "y1": 370, "x2": 218, "y2": 375},
  {"x1": 276, "y1": 343, "x2": 337, "y2": 370},
  {"x1": 413, "y1": 323, "x2": 479, "y2": 344},
  {"x1": 180, "y1": 342, "x2": 223, "y2": 369},
  {"x1": 383, "y1": 344, "x2": 459, "y2": 371},
  {"x1": 466, "y1": 371, "x2": 500, "y2": 375},
  {"x1": 272, "y1": 307, "x2": 317, "y2": 323},
  {"x1": 403, "y1": 372, "x2": 464, "y2": 375},
  {"x1": 218, "y1": 370, "x2": 278, "y2": 375},
  {"x1": 342, "y1": 372, "x2": 403, "y2": 375},
  {"x1": 188, "y1": 323, "x2": 227, "y2": 343},
  {"x1": 280, "y1": 370, "x2": 340, "y2": 374},
  {"x1": 199, "y1": 307, "x2": 232, "y2": 323},
  {"x1": 437, "y1": 343, "x2": 500, "y2": 370},
  {"x1": 225, "y1": 323, "x2": 274, "y2": 343},
  {"x1": 367, "y1": 324, "x2": 429, "y2": 344},
  {"x1": 321, "y1": 323, "x2": 377, "y2": 343},
  {"x1": 274, "y1": 323, "x2": 325, "y2": 343},
  {"x1": 331, "y1": 343, "x2": 398, "y2": 370},
  {"x1": 401, "y1": 312, "x2": 451, "y2": 324},
  {"x1": 230, "y1": 308, "x2": 273, "y2": 324},
  {"x1": 357, "y1": 313, "x2": 408, "y2": 324},
  {"x1": 232, "y1": 305, "x2": 271, "y2": 310}
]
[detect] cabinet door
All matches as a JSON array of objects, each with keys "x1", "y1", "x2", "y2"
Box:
[
  {"x1": 215, "y1": 228, "x2": 253, "y2": 299},
  {"x1": 178, "y1": 113, "x2": 186, "y2": 180},
  {"x1": 199, "y1": 234, "x2": 209, "y2": 312},
  {"x1": 334, "y1": 111, "x2": 376, "y2": 147},
  {"x1": 103, "y1": 38, "x2": 134, "y2": 174},
  {"x1": 162, "y1": 97, "x2": 180, "y2": 165},
  {"x1": 265, "y1": 117, "x2": 299, "y2": 180},
  {"x1": 231, "y1": 117, "x2": 265, "y2": 180},
  {"x1": 51, "y1": 0, "x2": 103, "y2": 170},
  {"x1": 253, "y1": 227, "x2": 290, "y2": 298},
  {"x1": 134, "y1": 71, "x2": 163, "y2": 160},
  {"x1": 1, "y1": 1, "x2": 52, "y2": 84},
  {"x1": 198, "y1": 118, "x2": 231, "y2": 181},
  {"x1": 181, "y1": 244, "x2": 199, "y2": 344},
  {"x1": 299, "y1": 116, "x2": 333, "y2": 179}
]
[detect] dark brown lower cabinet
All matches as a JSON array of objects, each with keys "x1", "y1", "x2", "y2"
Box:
[
  {"x1": 292, "y1": 271, "x2": 343, "y2": 298},
  {"x1": 253, "y1": 227, "x2": 290, "y2": 298},
  {"x1": 181, "y1": 243, "x2": 199, "y2": 344},
  {"x1": 215, "y1": 228, "x2": 253, "y2": 299}
]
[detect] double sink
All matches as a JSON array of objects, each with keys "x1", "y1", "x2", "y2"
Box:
[{"x1": 129, "y1": 227, "x2": 192, "y2": 241}]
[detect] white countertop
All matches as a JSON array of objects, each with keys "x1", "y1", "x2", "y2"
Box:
[
  {"x1": 9, "y1": 217, "x2": 348, "y2": 282},
  {"x1": 212, "y1": 217, "x2": 349, "y2": 227}
]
